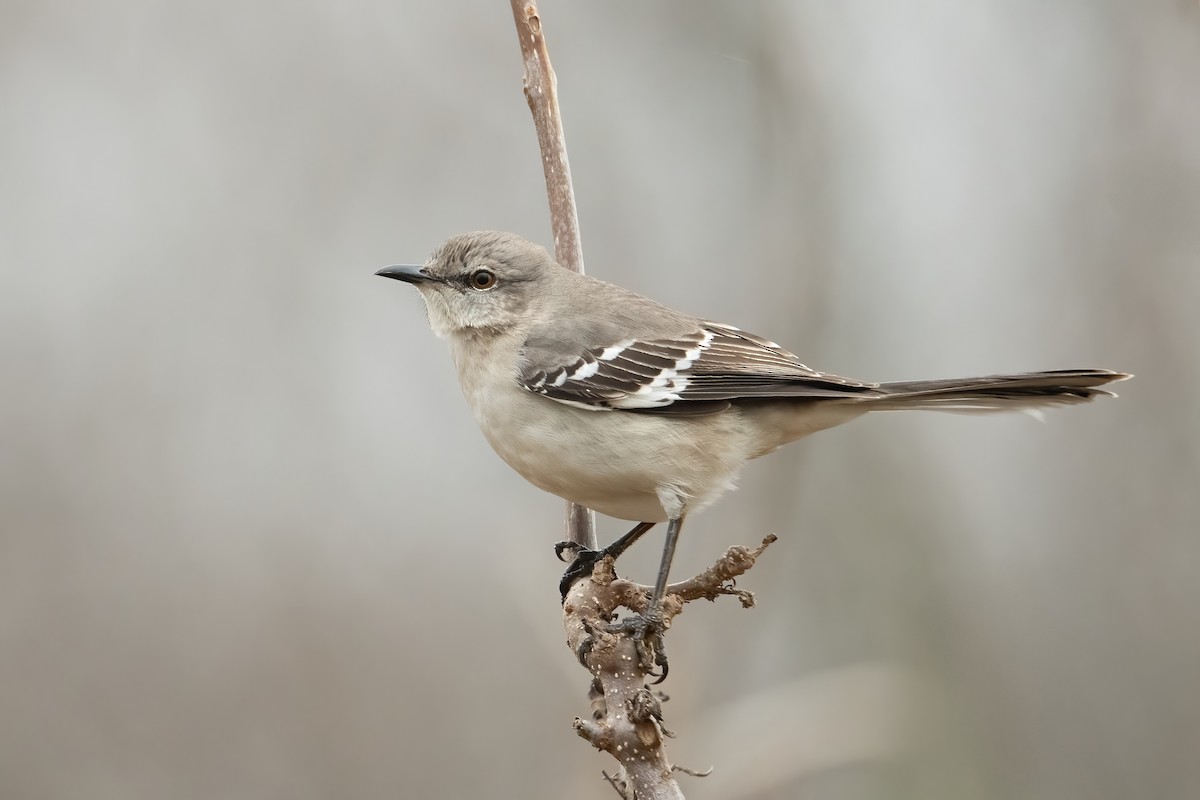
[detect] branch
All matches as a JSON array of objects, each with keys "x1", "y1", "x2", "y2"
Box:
[
  {"x1": 562, "y1": 537, "x2": 778, "y2": 800},
  {"x1": 509, "y1": 0, "x2": 595, "y2": 553}
]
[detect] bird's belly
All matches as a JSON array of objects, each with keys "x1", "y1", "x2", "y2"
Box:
[
  {"x1": 470, "y1": 388, "x2": 751, "y2": 522},
  {"x1": 542, "y1": 481, "x2": 670, "y2": 523}
]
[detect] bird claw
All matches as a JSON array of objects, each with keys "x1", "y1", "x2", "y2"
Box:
[
  {"x1": 554, "y1": 540, "x2": 582, "y2": 563},
  {"x1": 575, "y1": 629, "x2": 596, "y2": 668},
  {"x1": 608, "y1": 611, "x2": 670, "y2": 683}
]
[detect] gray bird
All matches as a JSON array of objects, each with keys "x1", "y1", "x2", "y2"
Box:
[{"x1": 377, "y1": 230, "x2": 1128, "y2": 676}]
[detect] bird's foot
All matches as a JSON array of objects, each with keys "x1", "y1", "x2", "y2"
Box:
[
  {"x1": 556, "y1": 522, "x2": 658, "y2": 601},
  {"x1": 608, "y1": 609, "x2": 669, "y2": 683},
  {"x1": 556, "y1": 541, "x2": 617, "y2": 600}
]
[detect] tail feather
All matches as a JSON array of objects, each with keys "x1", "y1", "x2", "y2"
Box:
[{"x1": 868, "y1": 369, "x2": 1131, "y2": 413}]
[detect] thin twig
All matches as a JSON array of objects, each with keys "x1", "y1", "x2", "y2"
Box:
[{"x1": 508, "y1": 0, "x2": 595, "y2": 553}]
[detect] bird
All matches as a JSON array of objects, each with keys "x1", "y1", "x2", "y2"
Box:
[{"x1": 376, "y1": 230, "x2": 1128, "y2": 676}]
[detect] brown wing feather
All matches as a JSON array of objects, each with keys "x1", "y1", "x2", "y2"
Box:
[{"x1": 519, "y1": 322, "x2": 882, "y2": 413}]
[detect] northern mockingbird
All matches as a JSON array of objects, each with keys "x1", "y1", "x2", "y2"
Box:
[{"x1": 377, "y1": 231, "x2": 1127, "y2": 674}]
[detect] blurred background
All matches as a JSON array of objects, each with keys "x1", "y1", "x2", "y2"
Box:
[{"x1": 2, "y1": 1, "x2": 1196, "y2": 798}]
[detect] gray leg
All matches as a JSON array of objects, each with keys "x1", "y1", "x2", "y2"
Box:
[
  {"x1": 607, "y1": 521, "x2": 658, "y2": 561},
  {"x1": 628, "y1": 515, "x2": 684, "y2": 682},
  {"x1": 645, "y1": 516, "x2": 684, "y2": 621}
]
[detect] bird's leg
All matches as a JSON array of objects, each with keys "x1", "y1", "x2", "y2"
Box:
[
  {"x1": 647, "y1": 515, "x2": 683, "y2": 620},
  {"x1": 556, "y1": 521, "x2": 656, "y2": 600},
  {"x1": 610, "y1": 515, "x2": 684, "y2": 682}
]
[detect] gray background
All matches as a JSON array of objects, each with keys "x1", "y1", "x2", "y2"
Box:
[{"x1": 2, "y1": 1, "x2": 1196, "y2": 798}]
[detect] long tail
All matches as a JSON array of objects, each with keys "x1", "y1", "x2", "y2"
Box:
[{"x1": 867, "y1": 369, "x2": 1131, "y2": 413}]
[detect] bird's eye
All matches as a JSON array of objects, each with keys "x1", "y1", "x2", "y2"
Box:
[{"x1": 469, "y1": 269, "x2": 497, "y2": 290}]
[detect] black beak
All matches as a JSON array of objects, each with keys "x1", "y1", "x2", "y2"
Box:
[{"x1": 375, "y1": 264, "x2": 436, "y2": 284}]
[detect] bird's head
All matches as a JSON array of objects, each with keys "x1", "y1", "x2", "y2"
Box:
[{"x1": 377, "y1": 231, "x2": 554, "y2": 338}]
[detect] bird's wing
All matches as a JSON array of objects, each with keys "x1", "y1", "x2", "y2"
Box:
[{"x1": 518, "y1": 322, "x2": 881, "y2": 415}]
